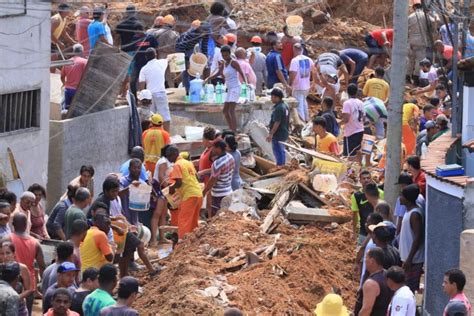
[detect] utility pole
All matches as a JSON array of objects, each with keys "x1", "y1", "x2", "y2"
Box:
[
  {"x1": 451, "y1": 0, "x2": 460, "y2": 136},
  {"x1": 384, "y1": 0, "x2": 409, "y2": 214}
]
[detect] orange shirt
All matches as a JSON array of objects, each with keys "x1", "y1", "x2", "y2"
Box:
[
  {"x1": 170, "y1": 156, "x2": 202, "y2": 201},
  {"x1": 11, "y1": 233, "x2": 38, "y2": 288},
  {"x1": 142, "y1": 127, "x2": 170, "y2": 164},
  {"x1": 371, "y1": 29, "x2": 393, "y2": 46},
  {"x1": 316, "y1": 133, "x2": 339, "y2": 155},
  {"x1": 442, "y1": 45, "x2": 461, "y2": 60},
  {"x1": 80, "y1": 226, "x2": 112, "y2": 271}
]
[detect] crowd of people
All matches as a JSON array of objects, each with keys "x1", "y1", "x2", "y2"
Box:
[{"x1": 2, "y1": 0, "x2": 471, "y2": 315}]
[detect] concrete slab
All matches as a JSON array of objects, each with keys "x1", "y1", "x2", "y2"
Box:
[
  {"x1": 251, "y1": 177, "x2": 283, "y2": 194},
  {"x1": 285, "y1": 201, "x2": 346, "y2": 223}
]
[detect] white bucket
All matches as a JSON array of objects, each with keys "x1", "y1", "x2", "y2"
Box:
[
  {"x1": 285, "y1": 15, "x2": 304, "y2": 37},
  {"x1": 168, "y1": 53, "x2": 186, "y2": 73},
  {"x1": 361, "y1": 134, "x2": 376, "y2": 155},
  {"x1": 185, "y1": 126, "x2": 204, "y2": 141},
  {"x1": 312, "y1": 174, "x2": 338, "y2": 194},
  {"x1": 129, "y1": 183, "x2": 152, "y2": 211},
  {"x1": 188, "y1": 53, "x2": 208, "y2": 77}
]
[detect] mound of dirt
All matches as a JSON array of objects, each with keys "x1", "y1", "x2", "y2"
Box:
[{"x1": 133, "y1": 211, "x2": 358, "y2": 315}]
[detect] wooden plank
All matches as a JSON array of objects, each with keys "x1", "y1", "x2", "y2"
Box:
[
  {"x1": 240, "y1": 166, "x2": 260, "y2": 178},
  {"x1": 67, "y1": 42, "x2": 132, "y2": 118},
  {"x1": 281, "y1": 141, "x2": 342, "y2": 163},
  {"x1": 254, "y1": 155, "x2": 276, "y2": 174},
  {"x1": 260, "y1": 191, "x2": 290, "y2": 233},
  {"x1": 298, "y1": 183, "x2": 329, "y2": 206}
]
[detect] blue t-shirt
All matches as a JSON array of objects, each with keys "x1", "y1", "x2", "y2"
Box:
[
  {"x1": 266, "y1": 50, "x2": 288, "y2": 89},
  {"x1": 88, "y1": 20, "x2": 106, "y2": 52},
  {"x1": 119, "y1": 159, "x2": 148, "y2": 182},
  {"x1": 340, "y1": 48, "x2": 368, "y2": 65}
]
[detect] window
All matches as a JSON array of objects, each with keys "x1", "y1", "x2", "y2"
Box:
[{"x1": 0, "y1": 89, "x2": 40, "y2": 134}]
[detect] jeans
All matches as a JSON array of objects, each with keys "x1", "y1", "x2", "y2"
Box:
[
  {"x1": 272, "y1": 139, "x2": 286, "y2": 166},
  {"x1": 64, "y1": 88, "x2": 76, "y2": 110},
  {"x1": 351, "y1": 57, "x2": 368, "y2": 84},
  {"x1": 293, "y1": 89, "x2": 309, "y2": 121},
  {"x1": 130, "y1": 66, "x2": 140, "y2": 98}
]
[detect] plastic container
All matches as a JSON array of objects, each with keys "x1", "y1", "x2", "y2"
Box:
[
  {"x1": 285, "y1": 15, "x2": 304, "y2": 37},
  {"x1": 240, "y1": 83, "x2": 248, "y2": 98},
  {"x1": 185, "y1": 126, "x2": 204, "y2": 141},
  {"x1": 361, "y1": 134, "x2": 376, "y2": 155},
  {"x1": 206, "y1": 84, "x2": 215, "y2": 103},
  {"x1": 190, "y1": 76, "x2": 204, "y2": 103},
  {"x1": 312, "y1": 174, "x2": 338, "y2": 193},
  {"x1": 167, "y1": 53, "x2": 185, "y2": 73},
  {"x1": 162, "y1": 186, "x2": 182, "y2": 209},
  {"x1": 215, "y1": 83, "x2": 224, "y2": 104},
  {"x1": 188, "y1": 53, "x2": 208, "y2": 77},
  {"x1": 129, "y1": 183, "x2": 152, "y2": 211}
]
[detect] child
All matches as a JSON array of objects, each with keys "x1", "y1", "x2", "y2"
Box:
[{"x1": 312, "y1": 116, "x2": 339, "y2": 155}]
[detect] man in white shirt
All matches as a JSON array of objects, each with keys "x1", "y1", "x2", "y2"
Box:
[
  {"x1": 138, "y1": 47, "x2": 170, "y2": 131},
  {"x1": 289, "y1": 43, "x2": 314, "y2": 122},
  {"x1": 386, "y1": 266, "x2": 416, "y2": 316}
]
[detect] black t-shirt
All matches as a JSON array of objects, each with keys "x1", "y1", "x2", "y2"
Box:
[
  {"x1": 130, "y1": 34, "x2": 159, "y2": 70},
  {"x1": 353, "y1": 190, "x2": 375, "y2": 236},
  {"x1": 71, "y1": 290, "x2": 92, "y2": 316},
  {"x1": 269, "y1": 101, "x2": 290, "y2": 141},
  {"x1": 116, "y1": 17, "x2": 144, "y2": 52},
  {"x1": 382, "y1": 245, "x2": 401, "y2": 269}
]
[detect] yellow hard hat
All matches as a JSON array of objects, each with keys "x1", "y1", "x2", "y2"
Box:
[
  {"x1": 163, "y1": 14, "x2": 175, "y2": 26},
  {"x1": 314, "y1": 294, "x2": 349, "y2": 316},
  {"x1": 150, "y1": 113, "x2": 163, "y2": 126}
]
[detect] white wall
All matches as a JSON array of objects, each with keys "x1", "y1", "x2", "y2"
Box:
[{"x1": 0, "y1": 0, "x2": 51, "y2": 188}]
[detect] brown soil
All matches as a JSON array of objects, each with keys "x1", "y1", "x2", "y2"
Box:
[{"x1": 133, "y1": 211, "x2": 358, "y2": 315}]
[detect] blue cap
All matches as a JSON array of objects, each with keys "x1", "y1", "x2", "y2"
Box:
[{"x1": 57, "y1": 261, "x2": 79, "y2": 273}]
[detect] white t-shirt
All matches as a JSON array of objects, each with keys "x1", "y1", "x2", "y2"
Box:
[
  {"x1": 388, "y1": 285, "x2": 416, "y2": 316},
  {"x1": 211, "y1": 47, "x2": 223, "y2": 74},
  {"x1": 139, "y1": 59, "x2": 168, "y2": 93},
  {"x1": 153, "y1": 156, "x2": 173, "y2": 183},
  {"x1": 342, "y1": 98, "x2": 365, "y2": 137},
  {"x1": 289, "y1": 54, "x2": 314, "y2": 91}
]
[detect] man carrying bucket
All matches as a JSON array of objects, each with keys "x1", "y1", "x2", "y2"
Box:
[{"x1": 142, "y1": 114, "x2": 171, "y2": 175}]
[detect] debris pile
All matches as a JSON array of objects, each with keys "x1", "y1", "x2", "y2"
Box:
[{"x1": 134, "y1": 212, "x2": 357, "y2": 314}]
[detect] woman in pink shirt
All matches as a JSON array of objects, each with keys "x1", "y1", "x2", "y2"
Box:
[{"x1": 235, "y1": 47, "x2": 257, "y2": 87}]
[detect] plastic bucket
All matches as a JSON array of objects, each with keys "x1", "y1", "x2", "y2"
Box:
[
  {"x1": 312, "y1": 174, "x2": 338, "y2": 193},
  {"x1": 188, "y1": 53, "x2": 208, "y2": 77},
  {"x1": 111, "y1": 219, "x2": 128, "y2": 255},
  {"x1": 162, "y1": 186, "x2": 182, "y2": 209},
  {"x1": 168, "y1": 53, "x2": 186, "y2": 73},
  {"x1": 129, "y1": 183, "x2": 152, "y2": 211},
  {"x1": 361, "y1": 134, "x2": 376, "y2": 155},
  {"x1": 285, "y1": 15, "x2": 304, "y2": 37}
]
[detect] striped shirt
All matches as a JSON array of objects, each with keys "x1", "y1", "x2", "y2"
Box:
[
  {"x1": 211, "y1": 153, "x2": 235, "y2": 197},
  {"x1": 175, "y1": 28, "x2": 209, "y2": 58},
  {"x1": 363, "y1": 97, "x2": 387, "y2": 122}
]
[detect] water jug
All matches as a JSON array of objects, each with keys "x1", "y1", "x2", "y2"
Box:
[
  {"x1": 215, "y1": 83, "x2": 224, "y2": 104},
  {"x1": 240, "y1": 83, "x2": 247, "y2": 98},
  {"x1": 190, "y1": 75, "x2": 204, "y2": 103},
  {"x1": 206, "y1": 84, "x2": 215, "y2": 103}
]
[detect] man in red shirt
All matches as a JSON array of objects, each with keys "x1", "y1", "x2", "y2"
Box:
[
  {"x1": 365, "y1": 28, "x2": 393, "y2": 69},
  {"x1": 434, "y1": 40, "x2": 461, "y2": 73},
  {"x1": 280, "y1": 26, "x2": 301, "y2": 69},
  {"x1": 60, "y1": 44, "x2": 87, "y2": 111},
  {"x1": 406, "y1": 155, "x2": 426, "y2": 197},
  {"x1": 75, "y1": 6, "x2": 91, "y2": 57}
]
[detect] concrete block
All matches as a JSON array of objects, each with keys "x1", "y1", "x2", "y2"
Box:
[
  {"x1": 460, "y1": 229, "x2": 474, "y2": 306},
  {"x1": 285, "y1": 201, "x2": 346, "y2": 223}
]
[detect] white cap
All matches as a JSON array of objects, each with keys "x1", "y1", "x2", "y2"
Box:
[{"x1": 138, "y1": 89, "x2": 152, "y2": 101}]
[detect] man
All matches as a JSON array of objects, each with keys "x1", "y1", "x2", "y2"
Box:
[
  {"x1": 100, "y1": 276, "x2": 140, "y2": 316},
  {"x1": 249, "y1": 35, "x2": 267, "y2": 95},
  {"x1": 402, "y1": 102, "x2": 420, "y2": 156},
  {"x1": 413, "y1": 59, "x2": 438, "y2": 97},
  {"x1": 399, "y1": 184, "x2": 425, "y2": 292},
  {"x1": 342, "y1": 84, "x2": 365, "y2": 157},
  {"x1": 340, "y1": 48, "x2": 369, "y2": 84},
  {"x1": 312, "y1": 117, "x2": 339, "y2": 155},
  {"x1": 71, "y1": 268, "x2": 99, "y2": 315},
  {"x1": 11, "y1": 191, "x2": 35, "y2": 234},
  {"x1": 317, "y1": 50, "x2": 350, "y2": 87},
  {"x1": 136, "y1": 89, "x2": 154, "y2": 131},
  {"x1": 0, "y1": 201, "x2": 12, "y2": 239},
  {"x1": 363, "y1": 67, "x2": 390, "y2": 103},
  {"x1": 432, "y1": 114, "x2": 450, "y2": 141},
  {"x1": 75, "y1": 6, "x2": 91, "y2": 58},
  {"x1": 406, "y1": 156, "x2": 426, "y2": 197},
  {"x1": 416, "y1": 120, "x2": 437, "y2": 156},
  {"x1": 365, "y1": 28, "x2": 393, "y2": 69},
  {"x1": 119, "y1": 146, "x2": 149, "y2": 182},
  {"x1": 206, "y1": 2, "x2": 232, "y2": 42},
  {"x1": 41, "y1": 242, "x2": 74, "y2": 294},
  {"x1": 43, "y1": 262, "x2": 79, "y2": 313},
  {"x1": 374, "y1": 201, "x2": 397, "y2": 232},
  {"x1": 60, "y1": 44, "x2": 87, "y2": 111},
  {"x1": 267, "y1": 88, "x2": 290, "y2": 166},
  {"x1": 51, "y1": 3, "x2": 74, "y2": 70},
  {"x1": 443, "y1": 269, "x2": 472, "y2": 315},
  {"x1": 44, "y1": 288, "x2": 80, "y2": 316},
  {"x1": 87, "y1": 8, "x2": 108, "y2": 54},
  {"x1": 266, "y1": 40, "x2": 290, "y2": 90},
  {"x1": 138, "y1": 48, "x2": 170, "y2": 131},
  {"x1": 280, "y1": 25, "x2": 300, "y2": 68},
  {"x1": 64, "y1": 188, "x2": 91, "y2": 239},
  {"x1": 354, "y1": 247, "x2": 392, "y2": 315},
  {"x1": 434, "y1": 40, "x2": 461, "y2": 75},
  {"x1": 445, "y1": 301, "x2": 469, "y2": 316},
  {"x1": 203, "y1": 141, "x2": 235, "y2": 217},
  {"x1": 369, "y1": 223, "x2": 401, "y2": 269},
  {"x1": 439, "y1": 18, "x2": 456, "y2": 46},
  {"x1": 419, "y1": 104, "x2": 436, "y2": 132},
  {"x1": 65, "y1": 165, "x2": 95, "y2": 200},
  {"x1": 47, "y1": 185, "x2": 76, "y2": 240},
  {"x1": 319, "y1": 97, "x2": 339, "y2": 137},
  {"x1": 69, "y1": 220, "x2": 88, "y2": 274},
  {"x1": 0, "y1": 262, "x2": 21, "y2": 315},
  {"x1": 394, "y1": 173, "x2": 425, "y2": 237},
  {"x1": 363, "y1": 96, "x2": 388, "y2": 140},
  {"x1": 142, "y1": 114, "x2": 171, "y2": 175},
  {"x1": 148, "y1": 15, "x2": 179, "y2": 89},
  {"x1": 166, "y1": 146, "x2": 203, "y2": 240},
  {"x1": 80, "y1": 213, "x2": 114, "y2": 272},
  {"x1": 175, "y1": 21, "x2": 209, "y2": 95},
  {"x1": 289, "y1": 43, "x2": 314, "y2": 122},
  {"x1": 386, "y1": 266, "x2": 417, "y2": 316},
  {"x1": 407, "y1": 0, "x2": 435, "y2": 84},
  {"x1": 5, "y1": 212, "x2": 45, "y2": 313},
  {"x1": 82, "y1": 264, "x2": 117, "y2": 316},
  {"x1": 351, "y1": 171, "x2": 384, "y2": 244}
]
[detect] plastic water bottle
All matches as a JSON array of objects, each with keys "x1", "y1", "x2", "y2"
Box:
[
  {"x1": 206, "y1": 84, "x2": 215, "y2": 103},
  {"x1": 215, "y1": 83, "x2": 224, "y2": 104},
  {"x1": 421, "y1": 143, "x2": 428, "y2": 159},
  {"x1": 240, "y1": 83, "x2": 247, "y2": 98},
  {"x1": 189, "y1": 74, "x2": 204, "y2": 104}
]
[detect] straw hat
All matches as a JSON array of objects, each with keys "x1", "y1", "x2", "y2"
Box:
[{"x1": 314, "y1": 294, "x2": 349, "y2": 316}]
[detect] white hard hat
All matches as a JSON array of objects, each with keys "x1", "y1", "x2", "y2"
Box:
[{"x1": 138, "y1": 89, "x2": 152, "y2": 101}]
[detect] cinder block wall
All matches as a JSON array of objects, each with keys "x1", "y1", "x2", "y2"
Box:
[{"x1": 47, "y1": 106, "x2": 130, "y2": 210}]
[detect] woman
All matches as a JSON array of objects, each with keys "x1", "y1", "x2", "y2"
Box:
[
  {"x1": 206, "y1": 45, "x2": 247, "y2": 132},
  {"x1": 0, "y1": 241, "x2": 34, "y2": 316},
  {"x1": 27, "y1": 184, "x2": 49, "y2": 240},
  {"x1": 63, "y1": 165, "x2": 95, "y2": 200},
  {"x1": 224, "y1": 134, "x2": 243, "y2": 190}
]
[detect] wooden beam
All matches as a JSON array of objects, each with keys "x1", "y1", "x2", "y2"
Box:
[
  {"x1": 298, "y1": 183, "x2": 329, "y2": 206},
  {"x1": 260, "y1": 191, "x2": 291, "y2": 233},
  {"x1": 281, "y1": 141, "x2": 342, "y2": 163}
]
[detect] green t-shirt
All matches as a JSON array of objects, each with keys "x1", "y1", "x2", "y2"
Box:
[
  {"x1": 64, "y1": 205, "x2": 86, "y2": 239},
  {"x1": 269, "y1": 101, "x2": 290, "y2": 141},
  {"x1": 82, "y1": 288, "x2": 116, "y2": 316}
]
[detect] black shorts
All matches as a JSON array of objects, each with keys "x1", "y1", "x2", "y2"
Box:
[
  {"x1": 343, "y1": 131, "x2": 364, "y2": 156},
  {"x1": 123, "y1": 231, "x2": 141, "y2": 257}
]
